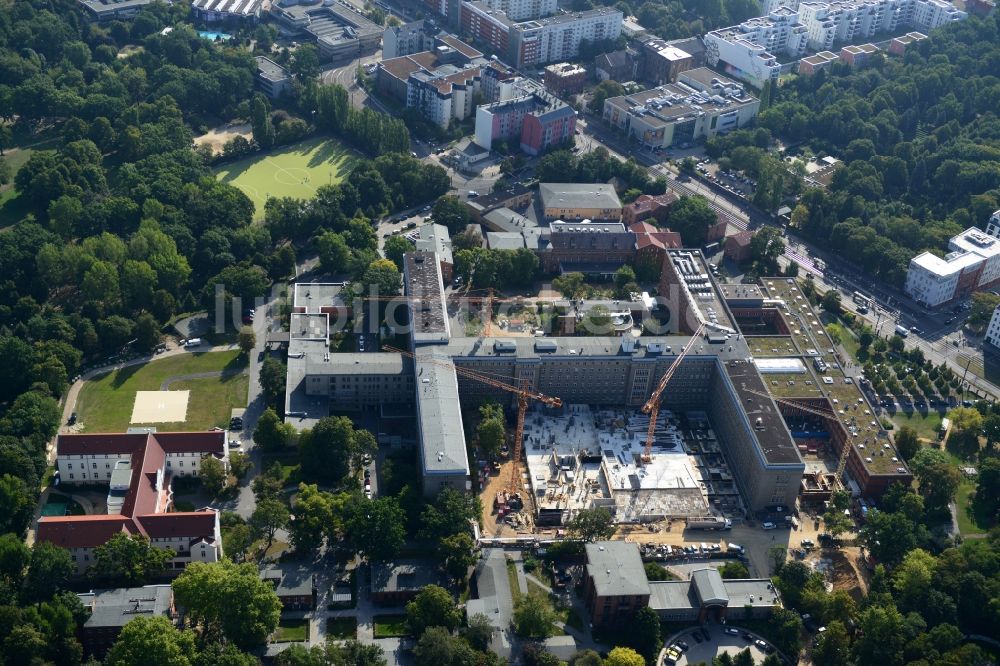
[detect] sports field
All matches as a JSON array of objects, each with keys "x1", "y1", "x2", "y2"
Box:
[{"x1": 214, "y1": 136, "x2": 360, "y2": 218}]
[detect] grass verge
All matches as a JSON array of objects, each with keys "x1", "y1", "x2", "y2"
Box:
[
  {"x1": 273, "y1": 619, "x2": 309, "y2": 642},
  {"x1": 326, "y1": 617, "x2": 357, "y2": 640},
  {"x1": 373, "y1": 614, "x2": 409, "y2": 638}
]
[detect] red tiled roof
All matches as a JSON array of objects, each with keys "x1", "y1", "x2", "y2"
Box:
[
  {"x1": 57, "y1": 431, "x2": 225, "y2": 456},
  {"x1": 36, "y1": 516, "x2": 136, "y2": 549},
  {"x1": 629, "y1": 221, "x2": 658, "y2": 234},
  {"x1": 728, "y1": 230, "x2": 753, "y2": 247},
  {"x1": 138, "y1": 512, "x2": 217, "y2": 540},
  {"x1": 120, "y1": 438, "x2": 166, "y2": 518}
]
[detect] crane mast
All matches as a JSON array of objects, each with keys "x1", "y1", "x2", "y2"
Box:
[{"x1": 641, "y1": 325, "x2": 705, "y2": 461}]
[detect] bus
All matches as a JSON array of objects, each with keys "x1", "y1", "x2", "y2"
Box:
[{"x1": 852, "y1": 291, "x2": 871, "y2": 308}]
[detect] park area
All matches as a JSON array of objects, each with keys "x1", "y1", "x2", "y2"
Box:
[
  {"x1": 214, "y1": 136, "x2": 360, "y2": 218},
  {"x1": 75, "y1": 351, "x2": 248, "y2": 433}
]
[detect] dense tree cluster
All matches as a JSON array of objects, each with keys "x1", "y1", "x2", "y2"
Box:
[
  {"x1": 569, "y1": 0, "x2": 761, "y2": 41},
  {"x1": 750, "y1": 15, "x2": 1000, "y2": 286},
  {"x1": 536, "y1": 147, "x2": 665, "y2": 194}
]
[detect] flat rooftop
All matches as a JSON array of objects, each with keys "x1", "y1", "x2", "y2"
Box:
[
  {"x1": 79, "y1": 585, "x2": 173, "y2": 629},
  {"x1": 293, "y1": 282, "x2": 346, "y2": 313},
  {"x1": 256, "y1": 56, "x2": 291, "y2": 81},
  {"x1": 724, "y1": 358, "x2": 802, "y2": 465},
  {"x1": 668, "y1": 250, "x2": 737, "y2": 333},
  {"x1": 539, "y1": 183, "x2": 622, "y2": 213},
  {"x1": 404, "y1": 251, "x2": 450, "y2": 344},
  {"x1": 290, "y1": 312, "x2": 329, "y2": 340},
  {"x1": 414, "y1": 349, "x2": 468, "y2": 476}
]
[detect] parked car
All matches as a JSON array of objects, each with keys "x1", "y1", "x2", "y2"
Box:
[
  {"x1": 725, "y1": 627, "x2": 739, "y2": 636},
  {"x1": 67, "y1": 412, "x2": 77, "y2": 426}
]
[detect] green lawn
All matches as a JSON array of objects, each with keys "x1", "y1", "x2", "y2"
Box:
[
  {"x1": 891, "y1": 410, "x2": 944, "y2": 442},
  {"x1": 76, "y1": 351, "x2": 247, "y2": 432},
  {"x1": 955, "y1": 479, "x2": 987, "y2": 536},
  {"x1": 214, "y1": 135, "x2": 360, "y2": 219},
  {"x1": 326, "y1": 617, "x2": 357, "y2": 640},
  {"x1": 273, "y1": 619, "x2": 309, "y2": 643},
  {"x1": 373, "y1": 614, "x2": 409, "y2": 638}
]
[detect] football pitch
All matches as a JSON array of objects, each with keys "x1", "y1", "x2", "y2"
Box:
[{"x1": 214, "y1": 135, "x2": 360, "y2": 218}]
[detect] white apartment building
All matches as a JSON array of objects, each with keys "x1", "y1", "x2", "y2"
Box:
[
  {"x1": 710, "y1": 0, "x2": 965, "y2": 84},
  {"x1": 797, "y1": 0, "x2": 909, "y2": 51},
  {"x1": 480, "y1": 0, "x2": 556, "y2": 21},
  {"x1": 511, "y1": 7, "x2": 623, "y2": 68},
  {"x1": 905, "y1": 225, "x2": 1000, "y2": 307},
  {"x1": 986, "y1": 305, "x2": 1000, "y2": 348},
  {"x1": 704, "y1": 9, "x2": 808, "y2": 87}
]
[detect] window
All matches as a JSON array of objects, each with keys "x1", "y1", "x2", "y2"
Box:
[
  {"x1": 69, "y1": 474, "x2": 74, "y2": 480},
  {"x1": 68, "y1": 463, "x2": 73, "y2": 469},
  {"x1": 93, "y1": 462, "x2": 97, "y2": 469}
]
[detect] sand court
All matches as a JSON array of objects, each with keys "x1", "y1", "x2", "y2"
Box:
[{"x1": 130, "y1": 391, "x2": 190, "y2": 424}]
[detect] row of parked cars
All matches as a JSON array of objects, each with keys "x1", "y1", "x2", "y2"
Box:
[
  {"x1": 640, "y1": 542, "x2": 744, "y2": 561},
  {"x1": 663, "y1": 627, "x2": 775, "y2": 663}
]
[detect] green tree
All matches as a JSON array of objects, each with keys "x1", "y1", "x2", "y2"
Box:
[
  {"x1": 476, "y1": 416, "x2": 506, "y2": 459},
  {"x1": 629, "y1": 606, "x2": 663, "y2": 663},
  {"x1": 552, "y1": 272, "x2": 586, "y2": 299},
  {"x1": 854, "y1": 603, "x2": 905, "y2": 666},
  {"x1": 567, "y1": 507, "x2": 615, "y2": 542},
  {"x1": 431, "y1": 195, "x2": 471, "y2": 234},
  {"x1": 821, "y1": 289, "x2": 842, "y2": 314},
  {"x1": 406, "y1": 584, "x2": 462, "y2": 635},
  {"x1": 260, "y1": 357, "x2": 288, "y2": 409},
  {"x1": 892, "y1": 548, "x2": 936, "y2": 609},
  {"x1": 894, "y1": 425, "x2": 920, "y2": 461},
  {"x1": 513, "y1": 593, "x2": 556, "y2": 639},
  {"x1": 812, "y1": 621, "x2": 851, "y2": 666},
  {"x1": 299, "y1": 416, "x2": 377, "y2": 484},
  {"x1": 589, "y1": 80, "x2": 625, "y2": 112},
  {"x1": 289, "y1": 483, "x2": 337, "y2": 553},
  {"x1": 911, "y1": 447, "x2": 961, "y2": 512},
  {"x1": 0, "y1": 474, "x2": 33, "y2": 537},
  {"x1": 200, "y1": 455, "x2": 228, "y2": 497},
  {"x1": 317, "y1": 231, "x2": 352, "y2": 275},
  {"x1": 643, "y1": 561, "x2": 676, "y2": 581},
  {"x1": 822, "y1": 489, "x2": 854, "y2": 537},
  {"x1": 172, "y1": 560, "x2": 282, "y2": 650},
  {"x1": 238, "y1": 325, "x2": 256, "y2": 356},
  {"x1": 604, "y1": 646, "x2": 645, "y2": 666},
  {"x1": 223, "y1": 523, "x2": 253, "y2": 563},
  {"x1": 0, "y1": 533, "x2": 30, "y2": 585},
  {"x1": 22, "y1": 541, "x2": 74, "y2": 603},
  {"x1": 464, "y1": 613, "x2": 495, "y2": 652},
  {"x1": 359, "y1": 258, "x2": 401, "y2": 296},
  {"x1": 346, "y1": 496, "x2": 406, "y2": 561},
  {"x1": 973, "y1": 457, "x2": 1000, "y2": 525},
  {"x1": 569, "y1": 650, "x2": 603, "y2": 666},
  {"x1": 92, "y1": 532, "x2": 172, "y2": 585},
  {"x1": 439, "y1": 532, "x2": 476, "y2": 581},
  {"x1": 718, "y1": 561, "x2": 751, "y2": 578},
  {"x1": 134, "y1": 312, "x2": 163, "y2": 352},
  {"x1": 666, "y1": 196, "x2": 717, "y2": 246},
  {"x1": 291, "y1": 44, "x2": 320, "y2": 82},
  {"x1": 250, "y1": 498, "x2": 289, "y2": 550},
  {"x1": 968, "y1": 292, "x2": 1000, "y2": 331},
  {"x1": 384, "y1": 234, "x2": 413, "y2": 271},
  {"x1": 254, "y1": 407, "x2": 293, "y2": 450},
  {"x1": 420, "y1": 487, "x2": 480, "y2": 541},
  {"x1": 229, "y1": 451, "x2": 252, "y2": 479},
  {"x1": 412, "y1": 626, "x2": 477, "y2": 666},
  {"x1": 105, "y1": 615, "x2": 198, "y2": 666},
  {"x1": 250, "y1": 94, "x2": 275, "y2": 150}
]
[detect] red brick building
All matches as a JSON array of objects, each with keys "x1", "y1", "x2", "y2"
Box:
[
  {"x1": 583, "y1": 542, "x2": 651, "y2": 628},
  {"x1": 622, "y1": 192, "x2": 679, "y2": 225},
  {"x1": 725, "y1": 230, "x2": 753, "y2": 264}
]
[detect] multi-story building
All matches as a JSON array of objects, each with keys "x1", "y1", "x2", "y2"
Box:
[
  {"x1": 77, "y1": 585, "x2": 175, "y2": 657},
  {"x1": 38, "y1": 432, "x2": 226, "y2": 573},
  {"x1": 797, "y1": 49, "x2": 839, "y2": 74},
  {"x1": 987, "y1": 209, "x2": 1000, "y2": 238},
  {"x1": 474, "y1": 77, "x2": 576, "y2": 154},
  {"x1": 583, "y1": 542, "x2": 651, "y2": 628},
  {"x1": 478, "y1": 0, "x2": 557, "y2": 20},
  {"x1": 414, "y1": 223, "x2": 455, "y2": 282},
  {"x1": 602, "y1": 68, "x2": 761, "y2": 149},
  {"x1": 255, "y1": 57, "x2": 292, "y2": 99},
  {"x1": 985, "y1": 305, "x2": 1000, "y2": 349},
  {"x1": 631, "y1": 221, "x2": 682, "y2": 276},
  {"x1": 78, "y1": 0, "x2": 154, "y2": 21},
  {"x1": 539, "y1": 183, "x2": 622, "y2": 222},
  {"x1": 594, "y1": 48, "x2": 639, "y2": 82},
  {"x1": 840, "y1": 42, "x2": 880, "y2": 66},
  {"x1": 383, "y1": 20, "x2": 435, "y2": 59},
  {"x1": 376, "y1": 37, "x2": 488, "y2": 128},
  {"x1": 704, "y1": 9, "x2": 808, "y2": 87},
  {"x1": 543, "y1": 221, "x2": 634, "y2": 273},
  {"x1": 460, "y1": 2, "x2": 623, "y2": 68},
  {"x1": 191, "y1": 0, "x2": 263, "y2": 23},
  {"x1": 905, "y1": 226, "x2": 1000, "y2": 307},
  {"x1": 543, "y1": 62, "x2": 588, "y2": 96},
  {"x1": 887, "y1": 30, "x2": 927, "y2": 55},
  {"x1": 641, "y1": 38, "x2": 695, "y2": 85},
  {"x1": 623, "y1": 192, "x2": 680, "y2": 226},
  {"x1": 911, "y1": 0, "x2": 967, "y2": 30},
  {"x1": 270, "y1": 0, "x2": 382, "y2": 61}
]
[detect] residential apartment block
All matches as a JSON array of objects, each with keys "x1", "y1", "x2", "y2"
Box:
[
  {"x1": 460, "y1": 2, "x2": 622, "y2": 68},
  {"x1": 477, "y1": 0, "x2": 557, "y2": 20},
  {"x1": 543, "y1": 62, "x2": 588, "y2": 96},
  {"x1": 905, "y1": 224, "x2": 1000, "y2": 307},
  {"x1": 383, "y1": 20, "x2": 436, "y2": 59},
  {"x1": 704, "y1": 8, "x2": 807, "y2": 86},
  {"x1": 602, "y1": 68, "x2": 760, "y2": 149},
  {"x1": 985, "y1": 305, "x2": 1000, "y2": 349},
  {"x1": 641, "y1": 38, "x2": 695, "y2": 85},
  {"x1": 474, "y1": 77, "x2": 576, "y2": 154},
  {"x1": 707, "y1": 0, "x2": 964, "y2": 85},
  {"x1": 38, "y1": 432, "x2": 226, "y2": 573}
]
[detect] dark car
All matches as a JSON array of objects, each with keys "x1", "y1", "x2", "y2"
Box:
[
  {"x1": 742, "y1": 631, "x2": 753, "y2": 641},
  {"x1": 691, "y1": 632, "x2": 703, "y2": 644},
  {"x1": 676, "y1": 640, "x2": 689, "y2": 652},
  {"x1": 67, "y1": 412, "x2": 77, "y2": 426}
]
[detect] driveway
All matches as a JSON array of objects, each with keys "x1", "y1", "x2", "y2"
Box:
[{"x1": 663, "y1": 626, "x2": 771, "y2": 665}]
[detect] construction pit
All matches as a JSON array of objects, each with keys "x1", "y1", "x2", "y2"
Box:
[{"x1": 505, "y1": 404, "x2": 745, "y2": 528}]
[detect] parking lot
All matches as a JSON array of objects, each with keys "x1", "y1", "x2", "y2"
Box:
[{"x1": 662, "y1": 626, "x2": 773, "y2": 665}]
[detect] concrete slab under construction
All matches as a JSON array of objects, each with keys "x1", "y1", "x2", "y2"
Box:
[{"x1": 522, "y1": 404, "x2": 713, "y2": 524}]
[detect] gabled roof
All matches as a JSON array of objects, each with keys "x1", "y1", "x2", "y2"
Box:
[
  {"x1": 37, "y1": 516, "x2": 136, "y2": 549},
  {"x1": 137, "y1": 512, "x2": 217, "y2": 540},
  {"x1": 56, "y1": 431, "x2": 226, "y2": 456}
]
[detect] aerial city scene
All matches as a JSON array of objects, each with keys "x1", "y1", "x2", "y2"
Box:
[{"x1": 1, "y1": 0, "x2": 1000, "y2": 663}]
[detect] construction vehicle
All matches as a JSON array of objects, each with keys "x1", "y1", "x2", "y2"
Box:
[
  {"x1": 640, "y1": 324, "x2": 705, "y2": 461},
  {"x1": 685, "y1": 516, "x2": 732, "y2": 530},
  {"x1": 383, "y1": 345, "x2": 562, "y2": 495}
]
